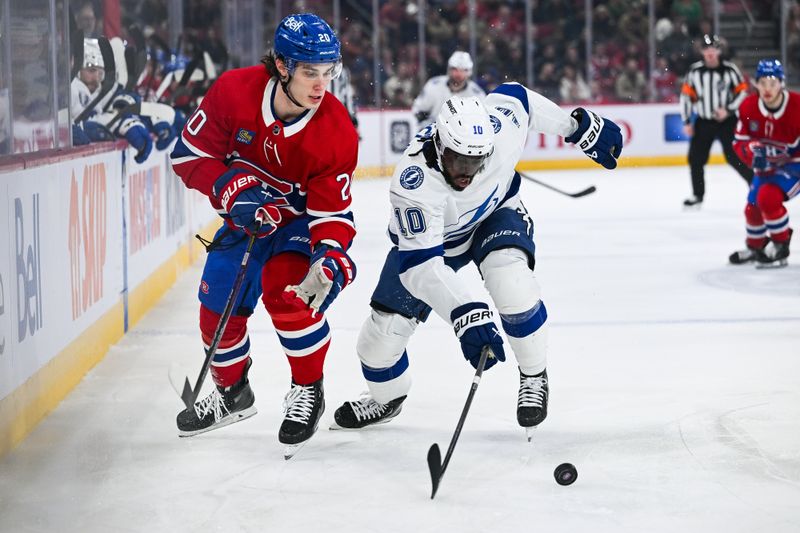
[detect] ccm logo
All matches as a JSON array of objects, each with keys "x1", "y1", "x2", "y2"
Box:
[
  {"x1": 453, "y1": 310, "x2": 493, "y2": 336},
  {"x1": 221, "y1": 175, "x2": 260, "y2": 211},
  {"x1": 579, "y1": 113, "x2": 602, "y2": 150}
]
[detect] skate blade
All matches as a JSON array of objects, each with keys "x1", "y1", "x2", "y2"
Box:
[
  {"x1": 283, "y1": 441, "x2": 308, "y2": 460},
  {"x1": 755, "y1": 259, "x2": 788, "y2": 269},
  {"x1": 524, "y1": 426, "x2": 537, "y2": 443},
  {"x1": 178, "y1": 406, "x2": 257, "y2": 438}
]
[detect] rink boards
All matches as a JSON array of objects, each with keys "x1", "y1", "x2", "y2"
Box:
[{"x1": 0, "y1": 143, "x2": 217, "y2": 456}]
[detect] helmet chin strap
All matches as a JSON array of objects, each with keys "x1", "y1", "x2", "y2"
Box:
[{"x1": 279, "y1": 73, "x2": 305, "y2": 109}]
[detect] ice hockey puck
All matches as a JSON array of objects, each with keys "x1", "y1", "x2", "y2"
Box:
[{"x1": 554, "y1": 463, "x2": 577, "y2": 485}]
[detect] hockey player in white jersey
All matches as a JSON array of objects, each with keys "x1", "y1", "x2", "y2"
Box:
[
  {"x1": 411, "y1": 51, "x2": 485, "y2": 129},
  {"x1": 332, "y1": 83, "x2": 622, "y2": 437}
]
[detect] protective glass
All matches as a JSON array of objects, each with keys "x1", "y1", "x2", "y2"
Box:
[{"x1": 441, "y1": 147, "x2": 490, "y2": 178}]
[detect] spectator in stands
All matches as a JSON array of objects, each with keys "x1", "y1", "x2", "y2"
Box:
[
  {"x1": 75, "y1": 1, "x2": 101, "y2": 38},
  {"x1": 615, "y1": 57, "x2": 648, "y2": 102},
  {"x1": 384, "y1": 61, "x2": 416, "y2": 108},
  {"x1": 560, "y1": 65, "x2": 591, "y2": 104},
  {"x1": 536, "y1": 62, "x2": 561, "y2": 102},
  {"x1": 651, "y1": 57, "x2": 678, "y2": 103},
  {"x1": 671, "y1": 0, "x2": 704, "y2": 35}
]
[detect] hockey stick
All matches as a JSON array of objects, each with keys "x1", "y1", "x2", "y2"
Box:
[
  {"x1": 427, "y1": 346, "x2": 492, "y2": 500},
  {"x1": 519, "y1": 171, "x2": 597, "y2": 198},
  {"x1": 173, "y1": 223, "x2": 260, "y2": 411}
]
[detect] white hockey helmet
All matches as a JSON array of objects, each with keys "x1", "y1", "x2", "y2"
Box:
[
  {"x1": 434, "y1": 96, "x2": 494, "y2": 188},
  {"x1": 447, "y1": 51, "x2": 473, "y2": 74},
  {"x1": 83, "y1": 38, "x2": 104, "y2": 69}
]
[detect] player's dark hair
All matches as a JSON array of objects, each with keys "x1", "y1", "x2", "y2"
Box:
[{"x1": 261, "y1": 49, "x2": 282, "y2": 79}]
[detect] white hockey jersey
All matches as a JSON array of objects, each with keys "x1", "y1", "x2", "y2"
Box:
[
  {"x1": 391, "y1": 82, "x2": 578, "y2": 322},
  {"x1": 411, "y1": 75, "x2": 486, "y2": 128}
]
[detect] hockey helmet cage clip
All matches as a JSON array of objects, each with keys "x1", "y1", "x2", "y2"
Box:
[
  {"x1": 435, "y1": 96, "x2": 495, "y2": 182},
  {"x1": 274, "y1": 13, "x2": 342, "y2": 79}
]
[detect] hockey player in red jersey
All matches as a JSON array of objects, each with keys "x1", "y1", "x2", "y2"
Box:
[
  {"x1": 730, "y1": 59, "x2": 800, "y2": 267},
  {"x1": 169, "y1": 13, "x2": 359, "y2": 454}
]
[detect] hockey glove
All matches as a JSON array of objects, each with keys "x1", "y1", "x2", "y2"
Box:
[
  {"x1": 72, "y1": 124, "x2": 91, "y2": 146},
  {"x1": 153, "y1": 121, "x2": 176, "y2": 150},
  {"x1": 123, "y1": 122, "x2": 153, "y2": 163},
  {"x1": 749, "y1": 143, "x2": 768, "y2": 171},
  {"x1": 565, "y1": 108, "x2": 623, "y2": 170},
  {"x1": 283, "y1": 244, "x2": 356, "y2": 316},
  {"x1": 213, "y1": 169, "x2": 282, "y2": 237},
  {"x1": 451, "y1": 302, "x2": 506, "y2": 370},
  {"x1": 83, "y1": 121, "x2": 114, "y2": 142}
]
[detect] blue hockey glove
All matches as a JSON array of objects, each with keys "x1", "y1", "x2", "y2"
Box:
[
  {"x1": 124, "y1": 123, "x2": 153, "y2": 163},
  {"x1": 153, "y1": 121, "x2": 176, "y2": 150},
  {"x1": 750, "y1": 144, "x2": 768, "y2": 171},
  {"x1": 213, "y1": 169, "x2": 282, "y2": 237},
  {"x1": 283, "y1": 244, "x2": 356, "y2": 316},
  {"x1": 565, "y1": 108, "x2": 623, "y2": 169},
  {"x1": 72, "y1": 124, "x2": 91, "y2": 145},
  {"x1": 83, "y1": 121, "x2": 114, "y2": 142},
  {"x1": 451, "y1": 303, "x2": 506, "y2": 370}
]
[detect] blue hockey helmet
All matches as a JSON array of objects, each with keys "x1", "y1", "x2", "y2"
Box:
[
  {"x1": 274, "y1": 13, "x2": 341, "y2": 76},
  {"x1": 755, "y1": 59, "x2": 785, "y2": 81}
]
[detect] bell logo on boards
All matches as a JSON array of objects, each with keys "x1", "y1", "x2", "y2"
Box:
[
  {"x1": 15, "y1": 195, "x2": 42, "y2": 342},
  {"x1": 69, "y1": 163, "x2": 108, "y2": 320}
]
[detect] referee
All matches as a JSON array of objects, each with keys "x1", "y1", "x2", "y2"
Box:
[{"x1": 680, "y1": 34, "x2": 753, "y2": 207}]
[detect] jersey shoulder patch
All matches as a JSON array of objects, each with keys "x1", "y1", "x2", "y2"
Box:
[{"x1": 399, "y1": 165, "x2": 425, "y2": 190}]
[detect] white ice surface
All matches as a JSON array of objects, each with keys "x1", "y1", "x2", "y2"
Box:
[{"x1": 1, "y1": 166, "x2": 799, "y2": 533}]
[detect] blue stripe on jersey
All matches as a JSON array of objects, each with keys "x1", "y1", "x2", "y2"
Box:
[
  {"x1": 170, "y1": 136, "x2": 196, "y2": 160},
  {"x1": 361, "y1": 351, "x2": 410, "y2": 383},
  {"x1": 308, "y1": 211, "x2": 354, "y2": 224},
  {"x1": 398, "y1": 245, "x2": 444, "y2": 273},
  {"x1": 500, "y1": 301, "x2": 548, "y2": 338},
  {"x1": 500, "y1": 172, "x2": 522, "y2": 206},
  {"x1": 212, "y1": 336, "x2": 251, "y2": 363},
  {"x1": 491, "y1": 83, "x2": 529, "y2": 115},
  {"x1": 443, "y1": 232, "x2": 472, "y2": 251},
  {"x1": 277, "y1": 321, "x2": 331, "y2": 352}
]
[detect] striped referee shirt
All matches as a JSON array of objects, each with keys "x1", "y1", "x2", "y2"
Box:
[{"x1": 680, "y1": 60, "x2": 749, "y2": 123}]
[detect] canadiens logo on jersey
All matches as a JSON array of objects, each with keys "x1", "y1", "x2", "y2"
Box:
[
  {"x1": 236, "y1": 128, "x2": 255, "y2": 144},
  {"x1": 400, "y1": 166, "x2": 425, "y2": 190}
]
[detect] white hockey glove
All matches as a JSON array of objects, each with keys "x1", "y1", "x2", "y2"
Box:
[{"x1": 283, "y1": 244, "x2": 356, "y2": 316}]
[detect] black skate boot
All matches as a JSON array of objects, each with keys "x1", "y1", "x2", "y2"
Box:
[
  {"x1": 756, "y1": 229, "x2": 791, "y2": 268},
  {"x1": 177, "y1": 359, "x2": 257, "y2": 437},
  {"x1": 279, "y1": 377, "x2": 325, "y2": 458},
  {"x1": 729, "y1": 244, "x2": 764, "y2": 265},
  {"x1": 331, "y1": 394, "x2": 406, "y2": 430},
  {"x1": 683, "y1": 195, "x2": 703, "y2": 208},
  {"x1": 517, "y1": 369, "x2": 548, "y2": 442}
]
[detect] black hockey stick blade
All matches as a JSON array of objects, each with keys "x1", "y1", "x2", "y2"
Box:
[
  {"x1": 520, "y1": 172, "x2": 597, "y2": 198},
  {"x1": 180, "y1": 378, "x2": 195, "y2": 411},
  {"x1": 427, "y1": 443, "x2": 443, "y2": 499}
]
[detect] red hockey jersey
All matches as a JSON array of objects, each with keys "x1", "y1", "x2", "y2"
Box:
[
  {"x1": 170, "y1": 65, "x2": 359, "y2": 248},
  {"x1": 733, "y1": 90, "x2": 800, "y2": 172}
]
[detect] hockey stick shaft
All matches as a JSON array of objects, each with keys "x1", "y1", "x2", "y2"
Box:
[
  {"x1": 519, "y1": 171, "x2": 596, "y2": 198},
  {"x1": 428, "y1": 346, "x2": 492, "y2": 499},
  {"x1": 179, "y1": 227, "x2": 259, "y2": 410}
]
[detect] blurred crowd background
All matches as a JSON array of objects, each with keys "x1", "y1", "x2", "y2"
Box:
[{"x1": 1, "y1": 0, "x2": 798, "y2": 156}]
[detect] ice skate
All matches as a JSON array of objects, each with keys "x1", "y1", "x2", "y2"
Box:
[
  {"x1": 517, "y1": 369, "x2": 548, "y2": 442},
  {"x1": 729, "y1": 245, "x2": 763, "y2": 265},
  {"x1": 176, "y1": 360, "x2": 257, "y2": 437},
  {"x1": 279, "y1": 377, "x2": 325, "y2": 459},
  {"x1": 682, "y1": 195, "x2": 703, "y2": 209},
  {"x1": 330, "y1": 394, "x2": 406, "y2": 430},
  {"x1": 755, "y1": 230, "x2": 791, "y2": 269}
]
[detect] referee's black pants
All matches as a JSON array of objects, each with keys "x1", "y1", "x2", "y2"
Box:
[{"x1": 688, "y1": 116, "x2": 753, "y2": 199}]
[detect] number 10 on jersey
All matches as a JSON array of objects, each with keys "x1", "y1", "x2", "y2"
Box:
[{"x1": 394, "y1": 207, "x2": 426, "y2": 236}]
